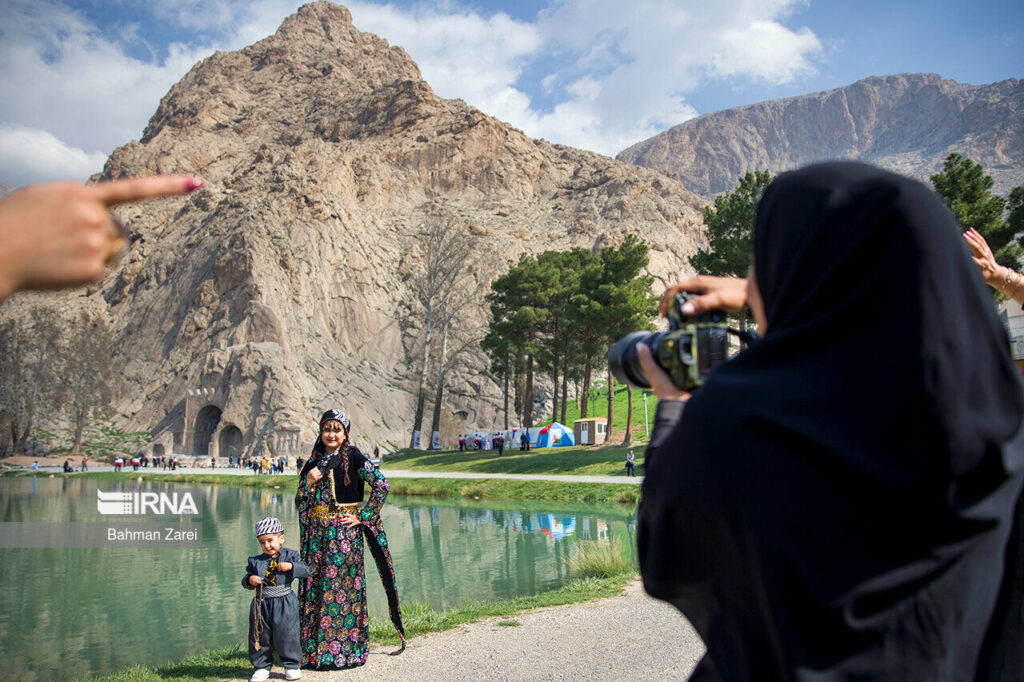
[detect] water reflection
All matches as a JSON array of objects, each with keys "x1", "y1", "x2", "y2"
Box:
[{"x1": 0, "y1": 477, "x2": 636, "y2": 681}]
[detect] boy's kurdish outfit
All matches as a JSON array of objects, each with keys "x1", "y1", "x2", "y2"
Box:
[{"x1": 243, "y1": 518, "x2": 310, "y2": 676}]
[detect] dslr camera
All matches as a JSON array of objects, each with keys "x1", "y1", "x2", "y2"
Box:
[{"x1": 608, "y1": 292, "x2": 730, "y2": 391}]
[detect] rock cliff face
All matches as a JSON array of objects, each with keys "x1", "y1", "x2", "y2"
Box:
[
  {"x1": 83, "y1": 2, "x2": 705, "y2": 457},
  {"x1": 618, "y1": 74, "x2": 1024, "y2": 198}
]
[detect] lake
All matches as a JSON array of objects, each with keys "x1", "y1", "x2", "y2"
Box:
[{"x1": 0, "y1": 476, "x2": 636, "y2": 680}]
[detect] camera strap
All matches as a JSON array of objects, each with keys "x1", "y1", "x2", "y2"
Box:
[{"x1": 728, "y1": 328, "x2": 760, "y2": 345}]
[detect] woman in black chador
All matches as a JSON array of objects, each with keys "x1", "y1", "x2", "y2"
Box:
[
  {"x1": 295, "y1": 409, "x2": 405, "y2": 670},
  {"x1": 638, "y1": 161, "x2": 1024, "y2": 681}
]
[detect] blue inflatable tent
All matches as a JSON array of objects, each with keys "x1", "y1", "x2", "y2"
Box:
[{"x1": 535, "y1": 422, "x2": 575, "y2": 447}]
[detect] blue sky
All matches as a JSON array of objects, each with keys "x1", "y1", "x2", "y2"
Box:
[{"x1": 0, "y1": 0, "x2": 1021, "y2": 188}]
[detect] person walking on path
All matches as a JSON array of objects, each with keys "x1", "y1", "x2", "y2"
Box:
[{"x1": 626, "y1": 450, "x2": 636, "y2": 477}]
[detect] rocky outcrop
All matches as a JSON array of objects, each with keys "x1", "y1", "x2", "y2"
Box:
[
  {"x1": 75, "y1": 2, "x2": 705, "y2": 456},
  {"x1": 618, "y1": 74, "x2": 1024, "y2": 197}
]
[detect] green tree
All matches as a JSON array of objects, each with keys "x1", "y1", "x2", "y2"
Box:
[
  {"x1": 931, "y1": 153, "x2": 1019, "y2": 269},
  {"x1": 482, "y1": 329, "x2": 515, "y2": 430},
  {"x1": 487, "y1": 254, "x2": 558, "y2": 428},
  {"x1": 592, "y1": 235, "x2": 655, "y2": 443},
  {"x1": 486, "y1": 240, "x2": 655, "y2": 439},
  {"x1": 1010, "y1": 186, "x2": 1024, "y2": 248},
  {"x1": 564, "y1": 251, "x2": 606, "y2": 420},
  {"x1": 534, "y1": 250, "x2": 583, "y2": 426},
  {"x1": 689, "y1": 170, "x2": 772, "y2": 277}
]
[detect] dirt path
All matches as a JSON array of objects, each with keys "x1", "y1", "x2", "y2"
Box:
[{"x1": 231, "y1": 579, "x2": 703, "y2": 681}]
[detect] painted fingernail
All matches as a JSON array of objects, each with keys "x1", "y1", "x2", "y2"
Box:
[
  {"x1": 682, "y1": 303, "x2": 695, "y2": 315},
  {"x1": 185, "y1": 178, "x2": 204, "y2": 191}
]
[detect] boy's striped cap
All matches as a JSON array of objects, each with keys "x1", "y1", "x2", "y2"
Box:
[{"x1": 255, "y1": 517, "x2": 284, "y2": 536}]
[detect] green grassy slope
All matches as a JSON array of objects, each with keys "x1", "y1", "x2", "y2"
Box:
[
  {"x1": 513, "y1": 376, "x2": 657, "y2": 441},
  {"x1": 387, "y1": 441, "x2": 643, "y2": 478}
]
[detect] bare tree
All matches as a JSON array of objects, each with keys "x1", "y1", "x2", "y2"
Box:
[
  {"x1": 408, "y1": 214, "x2": 477, "y2": 449},
  {"x1": 62, "y1": 311, "x2": 118, "y2": 453},
  {"x1": 0, "y1": 305, "x2": 62, "y2": 455},
  {"x1": 428, "y1": 316, "x2": 484, "y2": 450}
]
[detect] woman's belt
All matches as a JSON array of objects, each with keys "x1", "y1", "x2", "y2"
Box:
[{"x1": 310, "y1": 502, "x2": 360, "y2": 519}]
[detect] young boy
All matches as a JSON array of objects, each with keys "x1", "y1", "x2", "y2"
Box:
[{"x1": 243, "y1": 517, "x2": 309, "y2": 682}]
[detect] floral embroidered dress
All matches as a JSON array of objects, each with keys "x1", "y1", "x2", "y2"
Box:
[{"x1": 295, "y1": 446, "x2": 405, "y2": 669}]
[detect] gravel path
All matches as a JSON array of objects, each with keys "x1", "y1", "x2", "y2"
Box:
[{"x1": 233, "y1": 579, "x2": 703, "y2": 682}]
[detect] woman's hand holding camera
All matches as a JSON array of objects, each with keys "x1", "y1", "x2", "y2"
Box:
[
  {"x1": 637, "y1": 343, "x2": 691, "y2": 403},
  {"x1": 659, "y1": 275, "x2": 748, "y2": 318},
  {"x1": 641, "y1": 275, "x2": 751, "y2": 403}
]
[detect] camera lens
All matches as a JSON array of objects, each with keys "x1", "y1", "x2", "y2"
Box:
[{"x1": 608, "y1": 331, "x2": 660, "y2": 389}]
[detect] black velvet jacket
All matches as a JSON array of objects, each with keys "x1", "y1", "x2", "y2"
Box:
[{"x1": 299, "y1": 445, "x2": 368, "y2": 504}]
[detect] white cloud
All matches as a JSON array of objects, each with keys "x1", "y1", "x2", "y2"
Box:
[
  {"x1": 515, "y1": 0, "x2": 822, "y2": 153},
  {"x1": 346, "y1": 2, "x2": 541, "y2": 113},
  {"x1": 352, "y1": 0, "x2": 822, "y2": 154},
  {"x1": 0, "y1": 125, "x2": 108, "y2": 186},
  {"x1": 0, "y1": 0, "x2": 822, "y2": 185},
  {"x1": 711, "y1": 21, "x2": 820, "y2": 82},
  {"x1": 0, "y1": 1, "x2": 223, "y2": 186}
]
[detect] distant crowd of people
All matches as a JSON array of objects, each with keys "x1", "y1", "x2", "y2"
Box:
[{"x1": 456, "y1": 430, "x2": 530, "y2": 454}]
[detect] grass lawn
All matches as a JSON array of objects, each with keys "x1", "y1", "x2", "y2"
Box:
[
  {"x1": 387, "y1": 477, "x2": 638, "y2": 505},
  {"x1": 387, "y1": 442, "x2": 644, "y2": 478}
]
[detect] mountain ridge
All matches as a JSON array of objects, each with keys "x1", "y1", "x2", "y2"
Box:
[{"x1": 617, "y1": 73, "x2": 1024, "y2": 197}]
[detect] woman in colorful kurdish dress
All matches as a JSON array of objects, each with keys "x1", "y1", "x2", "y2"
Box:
[{"x1": 295, "y1": 409, "x2": 406, "y2": 670}]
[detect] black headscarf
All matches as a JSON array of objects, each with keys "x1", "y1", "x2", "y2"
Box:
[
  {"x1": 301, "y1": 409, "x2": 355, "y2": 486},
  {"x1": 639, "y1": 161, "x2": 1024, "y2": 680}
]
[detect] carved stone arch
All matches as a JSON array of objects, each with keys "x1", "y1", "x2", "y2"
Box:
[
  {"x1": 217, "y1": 424, "x2": 243, "y2": 461},
  {"x1": 193, "y1": 405, "x2": 223, "y2": 456}
]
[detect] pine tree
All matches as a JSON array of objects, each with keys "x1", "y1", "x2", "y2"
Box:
[
  {"x1": 594, "y1": 235, "x2": 655, "y2": 442},
  {"x1": 931, "y1": 153, "x2": 1019, "y2": 269},
  {"x1": 689, "y1": 170, "x2": 771, "y2": 277}
]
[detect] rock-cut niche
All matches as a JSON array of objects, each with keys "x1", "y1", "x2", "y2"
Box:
[
  {"x1": 218, "y1": 425, "x2": 243, "y2": 460},
  {"x1": 193, "y1": 405, "x2": 222, "y2": 456}
]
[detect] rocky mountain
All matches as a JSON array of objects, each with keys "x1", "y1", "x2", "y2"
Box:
[
  {"x1": 618, "y1": 74, "x2": 1024, "y2": 198},
  {"x1": 34, "y1": 2, "x2": 706, "y2": 459}
]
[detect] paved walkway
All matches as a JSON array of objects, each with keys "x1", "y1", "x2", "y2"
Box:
[
  {"x1": 13, "y1": 465, "x2": 641, "y2": 484},
  {"x1": 233, "y1": 580, "x2": 703, "y2": 681}
]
